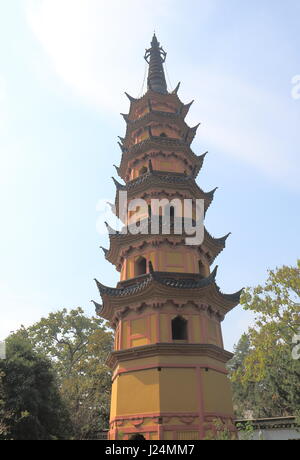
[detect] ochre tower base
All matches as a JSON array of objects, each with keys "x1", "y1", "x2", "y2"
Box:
[
  {"x1": 93, "y1": 34, "x2": 242, "y2": 441},
  {"x1": 108, "y1": 344, "x2": 236, "y2": 440}
]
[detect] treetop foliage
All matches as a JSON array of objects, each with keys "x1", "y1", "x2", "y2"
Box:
[{"x1": 229, "y1": 260, "x2": 300, "y2": 418}]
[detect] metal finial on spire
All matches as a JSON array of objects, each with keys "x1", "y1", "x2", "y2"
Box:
[
  {"x1": 151, "y1": 33, "x2": 159, "y2": 47},
  {"x1": 144, "y1": 34, "x2": 168, "y2": 94}
]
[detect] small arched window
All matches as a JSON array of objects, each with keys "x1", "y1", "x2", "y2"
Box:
[
  {"x1": 172, "y1": 316, "x2": 188, "y2": 341},
  {"x1": 135, "y1": 257, "x2": 147, "y2": 277},
  {"x1": 160, "y1": 132, "x2": 167, "y2": 138}
]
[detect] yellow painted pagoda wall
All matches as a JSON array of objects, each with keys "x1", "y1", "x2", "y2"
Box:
[
  {"x1": 130, "y1": 158, "x2": 184, "y2": 179},
  {"x1": 131, "y1": 98, "x2": 177, "y2": 120},
  {"x1": 109, "y1": 354, "x2": 235, "y2": 440},
  {"x1": 131, "y1": 124, "x2": 182, "y2": 146},
  {"x1": 126, "y1": 197, "x2": 196, "y2": 226},
  {"x1": 120, "y1": 248, "x2": 209, "y2": 281},
  {"x1": 129, "y1": 155, "x2": 193, "y2": 180},
  {"x1": 202, "y1": 369, "x2": 234, "y2": 414},
  {"x1": 113, "y1": 305, "x2": 223, "y2": 352}
]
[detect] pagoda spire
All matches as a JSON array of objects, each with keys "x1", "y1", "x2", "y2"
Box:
[{"x1": 144, "y1": 33, "x2": 168, "y2": 94}]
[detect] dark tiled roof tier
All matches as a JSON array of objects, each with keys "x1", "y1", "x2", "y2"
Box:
[
  {"x1": 102, "y1": 224, "x2": 230, "y2": 267},
  {"x1": 124, "y1": 89, "x2": 193, "y2": 120},
  {"x1": 113, "y1": 171, "x2": 217, "y2": 214},
  {"x1": 122, "y1": 113, "x2": 200, "y2": 148},
  {"x1": 93, "y1": 268, "x2": 243, "y2": 324},
  {"x1": 117, "y1": 138, "x2": 205, "y2": 180},
  {"x1": 124, "y1": 109, "x2": 186, "y2": 127}
]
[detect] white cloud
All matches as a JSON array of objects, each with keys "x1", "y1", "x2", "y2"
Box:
[
  {"x1": 25, "y1": 0, "x2": 300, "y2": 189},
  {"x1": 26, "y1": 0, "x2": 216, "y2": 111},
  {"x1": 184, "y1": 70, "x2": 300, "y2": 189},
  {"x1": 26, "y1": 0, "x2": 177, "y2": 113}
]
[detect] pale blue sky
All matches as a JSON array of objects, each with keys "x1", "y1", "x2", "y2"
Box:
[{"x1": 0, "y1": 0, "x2": 299, "y2": 350}]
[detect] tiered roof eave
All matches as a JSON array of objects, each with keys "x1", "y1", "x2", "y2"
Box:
[
  {"x1": 116, "y1": 141, "x2": 206, "y2": 181},
  {"x1": 112, "y1": 170, "x2": 217, "y2": 217},
  {"x1": 121, "y1": 110, "x2": 200, "y2": 149},
  {"x1": 116, "y1": 88, "x2": 201, "y2": 180},
  {"x1": 101, "y1": 225, "x2": 231, "y2": 268},
  {"x1": 106, "y1": 343, "x2": 233, "y2": 369},
  {"x1": 93, "y1": 268, "x2": 243, "y2": 327},
  {"x1": 124, "y1": 88, "x2": 194, "y2": 120}
]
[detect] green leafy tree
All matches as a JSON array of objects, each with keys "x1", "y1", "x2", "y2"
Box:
[
  {"x1": 0, "y1": 334, "x2": 70, "y2": 440},
  {"x1": 0, "y1": 370, "x2": 10, "y2": 438},
  {"x1": 235, "y1": 421, "x2": 255, "y2": 441},
  {"x1": 229, "y1": 261, "x2": 300, "y2": 418},
  {"x1": 24, "y1": 308, "x2": 113, "y2": 439},
  {"x1": 227, "y1": 334, "x2": 256, "y2": 418}
]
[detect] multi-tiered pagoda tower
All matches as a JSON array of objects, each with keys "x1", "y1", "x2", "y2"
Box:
[{"x1": 93, "y1": 35, "x2": 242, "y2": 441}]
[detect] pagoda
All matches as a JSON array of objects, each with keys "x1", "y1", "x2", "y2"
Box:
[{"x1": 93, "y1": 34, "x2": 242, "y2": 441}]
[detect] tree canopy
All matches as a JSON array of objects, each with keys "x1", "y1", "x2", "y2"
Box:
[
  {"x1": 0, "y1": 333, "x2": 70, "y2": 440},
  {"x1": 23, "y1": 308, "x2": 113, "y2": 439},
  {"x1": 1, "y1": 308, "x2": 113, "y2": 440},
  {"x1": 229, "y1": 261, "x2": 300, "y2": 418}
]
